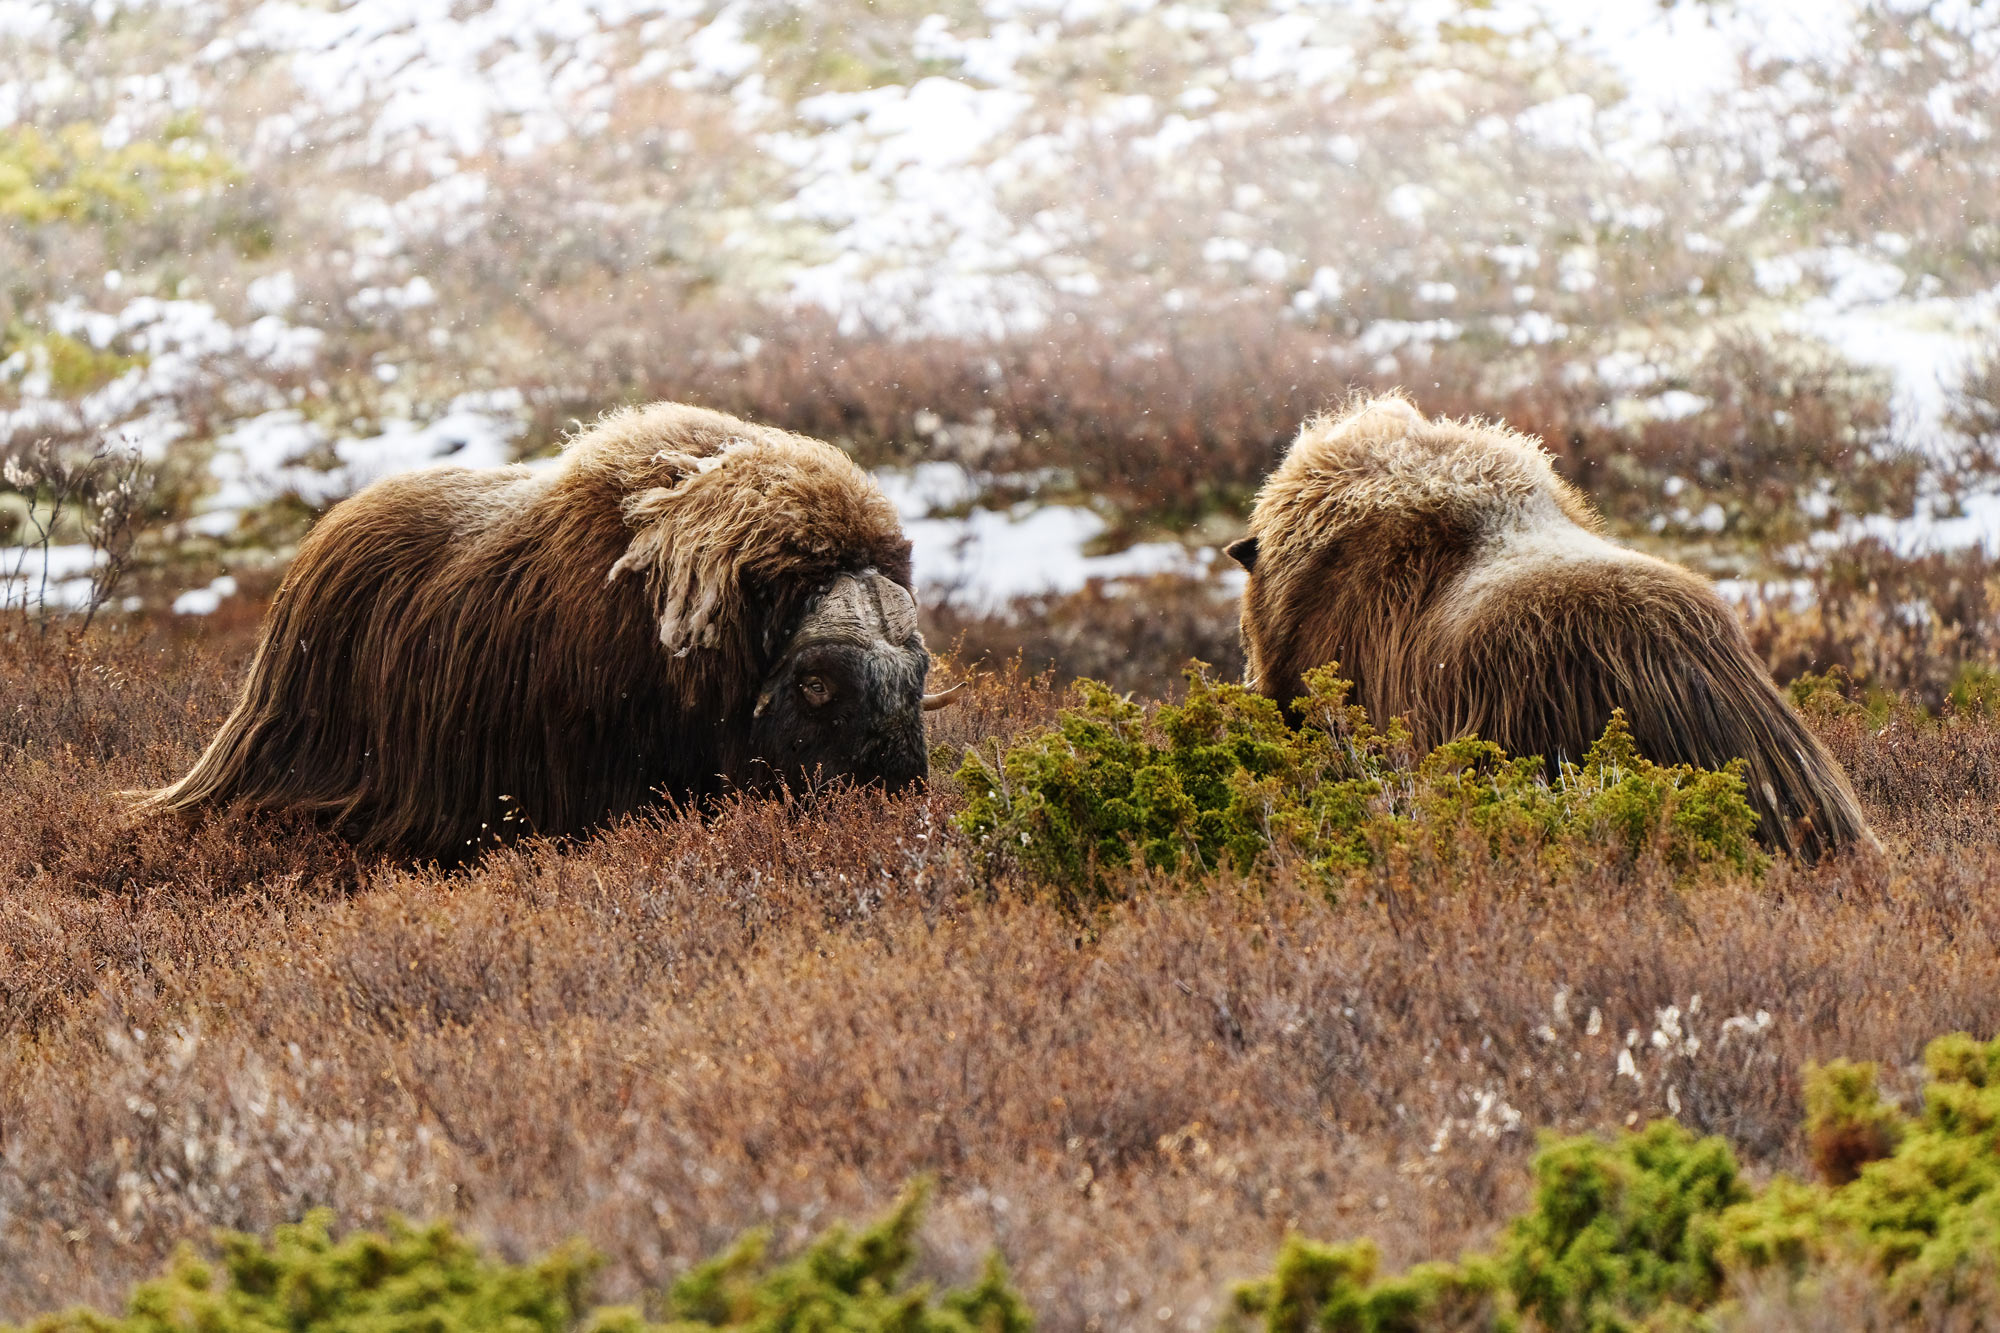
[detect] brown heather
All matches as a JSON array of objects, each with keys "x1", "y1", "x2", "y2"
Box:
[
  {"x1": 8, "y1": 5, "x2": 2000, "y2": 1319},
  {"x1": 926, "y1": 574, "x2": 1247, "y2": 698},
  {"x1": 4, "y1": 599, "x2": 2000, "y2": 1331},
  {"x1": 487, "y1": 304, "x2": 1909, "y2": 547}
]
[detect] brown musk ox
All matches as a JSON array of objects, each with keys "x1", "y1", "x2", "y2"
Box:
[
  {"x1": 141, "y1": 402, "x2": 960, "y2": 859},
  {"x1": 1226, "y1": 394, "x2": 1874, "y2": 862}
]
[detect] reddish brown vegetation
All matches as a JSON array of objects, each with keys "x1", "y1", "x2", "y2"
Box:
[
  {"x1": 1746, "y1": 543, "x2": 2000, "y2": 711},
  {"x1": 488, "y1": 301, "x2": 1907, "y2": 548},
  {"x1": 2, "y1": 603, "x2": 2000, "y2": 1330},
  {"x1": 928, "y1": 575, "x2": 1246, "y2": 696}
]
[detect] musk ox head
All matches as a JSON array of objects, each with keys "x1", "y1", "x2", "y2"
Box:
[
  {"x1": 748, "y1": 567, "x2": 955, "y2": 794},
  {"x1": 604, "y1": 419, "x2": 963, "y2": 798}
]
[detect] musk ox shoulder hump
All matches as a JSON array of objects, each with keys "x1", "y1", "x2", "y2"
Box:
[
  {"x1": 1270, "y1": 395, "x2": 1584, "y2": 529},
  {"x1": 1436, "y1": 489, "x2": 1696, "y2": 633},
  {"x1": 560, "y1": 404, "x2": 911, "y2": 653}
]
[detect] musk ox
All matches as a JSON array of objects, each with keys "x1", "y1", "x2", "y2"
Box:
[
  {"x1": 143, "y1": 402, "x2": 959, "y2": 859},
  {"x1": 1227, "y1": 395, "x2": 1874, "y2": 861}
]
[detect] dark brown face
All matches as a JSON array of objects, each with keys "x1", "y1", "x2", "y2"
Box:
[{"x1": 746, "y1": 571, "x2": 933, "y2": 793}]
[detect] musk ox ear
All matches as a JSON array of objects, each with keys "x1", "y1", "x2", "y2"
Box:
[{"x1": 1225, "y1": 535, "x2": 1259, "y2": 572}]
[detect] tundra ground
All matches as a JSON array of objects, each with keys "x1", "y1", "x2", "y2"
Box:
[{"x1": 3, "y1": 601, "x2": 1998, "y2": 1330}]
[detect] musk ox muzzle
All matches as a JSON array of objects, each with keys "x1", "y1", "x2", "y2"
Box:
[{"x1": 748, "y1": 568, "x2": 951, "y2": 794}]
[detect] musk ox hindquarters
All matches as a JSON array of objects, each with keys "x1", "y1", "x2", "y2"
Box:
[
  {"x1": 143, "y1": 402, "x2": 955, "y2": 859},
  {"x1": 1229, "y1": 395, "x2": 1875, "y2": 862}
]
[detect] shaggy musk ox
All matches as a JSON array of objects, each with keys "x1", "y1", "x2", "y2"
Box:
[
  {"x1": 1228, "y1": 395, "x2": 1874, "y2": 861},
  {"x1": 143, "y1": 403, "x2": 959, "y2": 858}
]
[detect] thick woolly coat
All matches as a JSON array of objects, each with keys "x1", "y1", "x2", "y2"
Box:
[
  {"x1": 1235, "y1": 396, "x2": 1874, "y2": 861},
  {"x1": 146, "y1": 403, "x2": 914, "y2": 858}
]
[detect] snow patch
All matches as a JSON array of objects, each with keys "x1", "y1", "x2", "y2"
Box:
[
  {"x1": 172, "y1": 573, "x2": 239, "y2": 616},
  {"x1": 876, "y1": 464, "x2": 1209, "y2": 610}
]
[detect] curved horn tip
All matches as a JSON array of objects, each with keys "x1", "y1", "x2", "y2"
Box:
[{"x1": 921, "y1": 680, "x2": 968, "y2": 711}]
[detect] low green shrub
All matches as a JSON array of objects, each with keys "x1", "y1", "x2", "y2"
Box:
[
  {"x1": 1498, "y1": 1122, "x2": 1747, "y2": 1333},
  {"x1": 1799, "y1": 1059, "x2": 1903, "y2": 1186},
  {"x1": 5, "y1": 1212, "x2": 598, "y2": 1333},
  {"x1": 1227, "y1": 1120, "x2": 1744, "y2": 1333},
  {"x1": 622, "y1": 1186, "x2": 1032, "y2": 1333},
  {"x1": 1719, "y1": 1033, "x2": 2000, "y2": 1310},
  {"x1": 954, "y1": 666, "x2": 1763, "y2": 901},
  {"x1": 1231, "y1": 1033, "x2": 2000, "y2": 1332},
  {"x1": 2, "y1": 327, "x2": 146, "y2": 397},
  {"x1": 6, "y1": 1187, "x2": 1031, "y2": 1333},
  {"x1": 0, "y1": 123, "x2": 227, "y2": 225},
  {"x1": 1225, "y1": 1238, "x2": 1506, "y2": 1333}
]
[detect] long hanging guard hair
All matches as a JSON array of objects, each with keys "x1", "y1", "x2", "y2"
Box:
[
  {"x1": 1234, "y1": 394, "x2": 1875, "y2": 862},
  {"x1": 137, "y1": 403, "x2": 914, "y2": 859}
]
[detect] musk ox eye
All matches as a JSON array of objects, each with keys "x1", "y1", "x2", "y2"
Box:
[{"x1": 800, "y1": 674, "x2": 832, "y2": 705}]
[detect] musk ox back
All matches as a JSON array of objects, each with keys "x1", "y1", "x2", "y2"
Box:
[
  {"x1": 143, "y1": 402, "x2": 953, "y2": 859},
  {"x1": 1229, "y1": 395, "x2": 1874, "y2": 862}
]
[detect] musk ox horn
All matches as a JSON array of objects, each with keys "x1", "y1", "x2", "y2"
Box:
[
  {"x1": 921, "y1": 681, "x2": 966, "y2": 710},
  {"x1": 794, "y1": 569, "x2": 919, "y2": 647}
]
